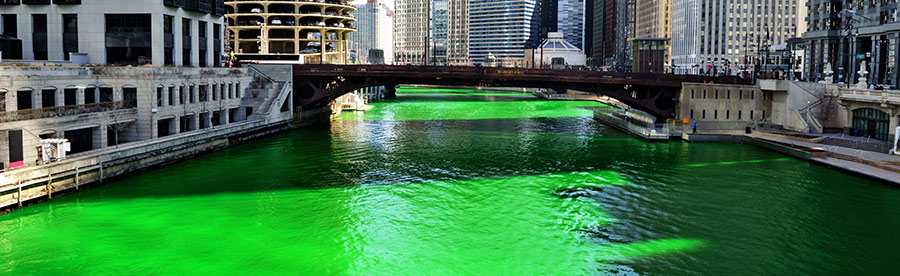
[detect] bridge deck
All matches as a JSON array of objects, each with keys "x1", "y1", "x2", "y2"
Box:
[{"x1": 292, "y1": 64, "x2": 751, "y2": 88}]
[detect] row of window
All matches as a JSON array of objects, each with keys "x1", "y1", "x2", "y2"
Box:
[
  {"x1": 156, "y1": 82, "x2": 241, "y2": 107},
  {"x1": 690, "y1": 109, "x2": 766, "y2": 121},
  {"x1": 690, "y1": 88, "x2": 763, "y2": 100},
  {"x1": 2, "y1": 86, "x2": 133, "y2": 111}
]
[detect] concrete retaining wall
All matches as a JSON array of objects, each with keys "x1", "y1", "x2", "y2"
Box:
[{"x1": 0, "y1": 119, "x2": 292, "y2": 211}]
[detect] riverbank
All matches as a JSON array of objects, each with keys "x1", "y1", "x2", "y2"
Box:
[{"x1": 679, "y1": 131, "x2": 900, "y2": 186}]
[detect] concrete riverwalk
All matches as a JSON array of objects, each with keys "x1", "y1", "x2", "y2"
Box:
[{"x1": 682, "y1": 131, "x2": 900, "y2": 186}]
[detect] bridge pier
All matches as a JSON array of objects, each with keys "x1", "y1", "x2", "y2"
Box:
[{"x1": 384, "y1": 86, "x2": 397, "y2": 98}]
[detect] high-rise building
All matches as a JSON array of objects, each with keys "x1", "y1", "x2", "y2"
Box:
[
  {"x1": 349, "y1": 0, "x2": 394, "y2": 64},
  {"x1": 558, "y1": 0, "x2": 586, "y2": 50},
  {"x1": 671, "y1": 0, "x2": 800, "y2": 75},
  {"x1": 0, "y1": 0, "x2": 225, "y2": 66},
  {"x1": 394, "y1": 0, "x2": 428, "y2": 64},
  {"x1": 225, "y1": 0, "x2": 357, "y2": 64},
  {"x1": 803, "y1": 0, "x2": 898, "y2": 86},
  {"x1": 431, "y1": 0, "x2": 449, "y2": 65},
  {"x1": 635, "y1": 0, "x2": 672, "y2": 70},
  {"x1": 447, "y1": 0, "x2": 469, "y2": 65},
  {"x1": 468, "y1": 0, "x2": 540, "y2": 66}
]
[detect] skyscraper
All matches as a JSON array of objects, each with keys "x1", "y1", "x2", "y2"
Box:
[
  {"x1": 447, "y1": 0, "x2": 470, "y2": 65},
  {"x1": 394, "y1": 0, "x2": 428, "y2": 64},
  {"x1": 558, "y1": 0, "x2": 586, "y2": 50},
  {"x1": 671, "y1": 0, "x2": 800, "y2": 75},
  {"x1": 349, "y1": 0, "x2": 394, "y2": 64},
  {"x1": 635, "y1": 0, "x2": 672, "y2": 70},
  {"x1": 468, "y1": 0, "x2": 540, "y2": 66}
]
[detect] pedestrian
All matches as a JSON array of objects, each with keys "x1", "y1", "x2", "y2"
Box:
[{"x1": 692, "y1": 122, "x2": 697, "y2": 133}]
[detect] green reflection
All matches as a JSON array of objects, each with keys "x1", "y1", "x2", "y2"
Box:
[
  {"x1": 685, "y1": 158, "x2": 792, "y2": 167},
  {"x1": 339, "y1": 100, "x2": 607, "y2": 121}
]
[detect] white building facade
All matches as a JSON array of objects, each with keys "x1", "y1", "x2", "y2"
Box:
[
  {"x1": 349, "y1": 0, "x2": 393, "y2": 64},
  {"x1": 671, "y1": 0, "x2": 800, "y2": 75},
  {"x1": 0, "y1": 0, "x2": 225, "y2": 67}
]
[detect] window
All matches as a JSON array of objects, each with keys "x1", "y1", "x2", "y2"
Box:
[
  {"x1": 703, "y1": 90, "x2": 707, "y2": 99},
  {"x1": 106, "y1": 14, "x2": 152, "y2": 64},
  {"x1": 179, "y1": 85, "x2": 185, "y2": 104},
  {"x1": 739, "y1": 90, "x2": 743, "y2": 100},
  {"x1": 123, "y1": 87, "x2": 137, "y2": 104},
  {"x1": 228, "y1": 83, "x2": 233, "y2": 98},
  {"x1": 751, "y1": 90, "x2": 755, "y2": 100},
  {"x1": 220, "y1": 83, "x2": 225, "y2": 100},
  {"x1": 183, "y1": 18, "x2": 192, "y2": 66},
  {"x1": 715, "y1": 90, "x2": 718, "y2": 99},
  {"x1": 690, "y1": 109, "x2": 694, "y2": 119},
  {"x1": 714, "y1": 110, "x2": 718, "y2": 120},
  {"x1": 16, "y1": 89, "x2": 32, "y2": 110},
  {"x1": 168, "y1": 86, "x2": 175, "y2": 106},
  {"x1": 235, "y1": 83, "x2": 240, "y2": 97},
  {"x1": 212, "y1": 84, "x2": 217, "y2": 101},
  {"x1": 199, "y1": 85, "x2": 208, "y2": 102},
  {"x1": 702, "y1": 110, "x2": 706, "y2": 119},
  {"x1": 727, "y1": 90, "x2": 730, "y2": 99},
  {"x1": 157, "y1": 87, "x2": 164, "y2": 106},
  {"x1": 84, "y1": 87, "x2": 96, "y2": 104},
  {"x1": 62, "y1": 14, "x2": 78, "y2": 60},
  {"x1": 738, "y1": 110, "x2": 742, "y2": 120},
  {"x1": 32, "y1": 14, "x2": 47, "y2": 60},
  {"x1": 64, "y1": 88, "x2": 76, "y2": 106},
  {"x1": 164, "y1": 15, "x2": 174, "y2": 65},
  {"x1": 41, "y1": 88, "x2": 55, "y2": 108},
  {"x1": 750, "y1": 110, "x2": 754, "y2": 120},
  {"x1": 198, "y1": 21, "x2": 207, "y2": 67},
  {"x1": 691, "y1": 89, "x2": 695, "y2": 98},
  {"x1": 99, "y1": 87, "x2": 113, "y2": 102},
  {"x1": 189, "y1": 85, "x2": 195, "y2": 103},
  {"x1": 726, "y1": 110, "x2": 730, "y2": 120}
]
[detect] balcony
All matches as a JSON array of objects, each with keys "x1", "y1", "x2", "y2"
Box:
[{"x1": 0, "y1": 101, "x2": 136, "y2": 123}]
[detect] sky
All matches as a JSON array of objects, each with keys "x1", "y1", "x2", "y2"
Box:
[{"x1": 350, "y1": 0, "x2": 394, "y2": 9}]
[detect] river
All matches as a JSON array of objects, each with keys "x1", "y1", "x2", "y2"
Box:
[{"x1": 2, "y1": 87, "x2": 899, "y2": 275}]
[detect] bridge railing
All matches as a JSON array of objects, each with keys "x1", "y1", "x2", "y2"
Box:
[{"x1": 295, "y1": 64, "x2": 751, "y2": 85}]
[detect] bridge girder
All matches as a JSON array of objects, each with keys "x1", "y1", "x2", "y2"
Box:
[{"x1": 292, "y1": 65, "x2": 749, "y2": 119}]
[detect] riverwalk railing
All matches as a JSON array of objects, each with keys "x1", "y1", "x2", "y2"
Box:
[{"x1": 0, "y1": 101, "x2": 136, "y2": 123}]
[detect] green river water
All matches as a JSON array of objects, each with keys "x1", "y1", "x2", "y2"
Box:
[{"x1": 2, "y1": 88, "x2": 900, "y2": 275}]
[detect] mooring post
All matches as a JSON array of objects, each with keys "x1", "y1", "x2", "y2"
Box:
[
  {"x1": 17, "y1": 181, "x2": 22, "y2": 207},
  {"x1": 75, "y1": 167, "x2": 80, "y2": 190},
  {"x1": 47, "y1": 173, "x2": 53, "y2": 199}
]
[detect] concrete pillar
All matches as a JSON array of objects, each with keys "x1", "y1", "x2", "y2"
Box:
[
  {"x1": 33, "y1": 89, "x2": 42, "y2": 109},
  {"x1": 384, "y1": 85, "x2": 397, "y2": 98},
  {"x1": 320, "y1": 30, "x2": 326, "y2": 64},
  {"x1": 95, "y1": 126, "x2": 107, "y2": 149}
]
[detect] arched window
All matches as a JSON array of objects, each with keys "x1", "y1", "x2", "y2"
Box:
[
  {"x1": 64, "y1": 86, "x2": 78, "y2": 106},
  {"x1": 99, "y1": 85, "x2": 114, "y2": 102},
  {"x1": 0, "y1": 89, "x2": 7, "y2": 112},
  {"x1": 852, "y1": 108, "x2": 890, "y2": 141},
  {"x1": 84, "y1": 85, "x2": 97, "y2": 104},
  {"x1": 17, "y1": 88, "x2": 34, "y2": 110},
  {"x1": 41, "y1": 87, "x2": 57, "y2": 108},
  {"x1": 122, "y1": 85, "x2": 137, "y2": 107}
]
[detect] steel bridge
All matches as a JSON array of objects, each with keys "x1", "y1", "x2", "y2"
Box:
[{"x1": 292, "y1": 64, "x2": 751, "y2": 118}]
